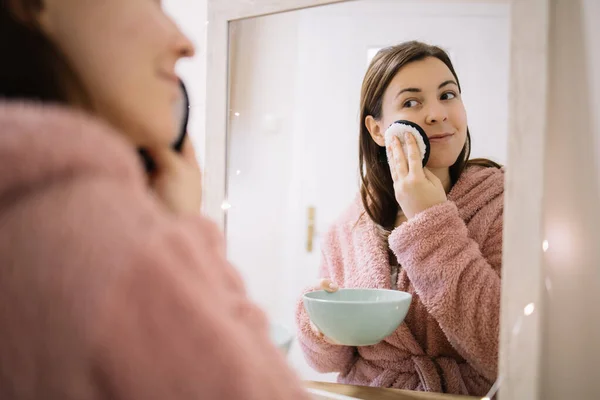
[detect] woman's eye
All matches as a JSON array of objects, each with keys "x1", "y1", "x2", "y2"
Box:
[
  {"x1": 403, "y1": 99, "x2": 419, "y2": 108},
  {"x1": 441, "y1": 92, "x2": 457, "y2": 100}
]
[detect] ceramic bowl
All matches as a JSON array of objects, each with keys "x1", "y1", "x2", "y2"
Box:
[
  {"x1": 270, "y1": 322, "x2": 294, "y2": 355},
  {"x1": 303, "y1": 288, "x2": 412, "y2": 346}
]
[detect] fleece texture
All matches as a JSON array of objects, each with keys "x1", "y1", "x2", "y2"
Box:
[
  {"x1": 0, "y1": 101, "x2": 310, "y2": 400},
  {"x1": 384, "y1": 122, "x2": 427, "y2": 162},
  {"x1": 296, "y1": 165, "x2": 504, "y2": 396}
]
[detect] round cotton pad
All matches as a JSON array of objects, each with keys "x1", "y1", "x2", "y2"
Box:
[
  {"x1": 172, "y1": 79, "x2": 190, "y2": 153},
  {"x1": 384, "y1": 120, "x2": 430, "y2": 167}
]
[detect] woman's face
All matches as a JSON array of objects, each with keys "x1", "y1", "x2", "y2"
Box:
[
  {"x1": 366, "y1": 57, "x2": 468, "y2": 169},
  {"x1": 36, "y1": 0, "x2": 194, "y2": 147}
]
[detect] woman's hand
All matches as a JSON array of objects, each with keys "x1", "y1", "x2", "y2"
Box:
[
  {"x1": 308, "y1": 279, "x2": 343, "y2": 345},
  {"x1": 147, "y1": 137, "x2": 202, "y2": 216},
  {"x1": 387, "y1": 132, "x2": 447, "y2": 219}
]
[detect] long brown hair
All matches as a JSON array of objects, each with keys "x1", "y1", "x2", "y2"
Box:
[
  {"x1": 359, "y1": 41, "x2": 500, "y2": 230},
  {"x1": 0, "y1": 0, "x2": 86, "y2": 104}
]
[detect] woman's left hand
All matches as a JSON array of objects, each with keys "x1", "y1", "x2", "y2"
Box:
[
  {"x1": 148, "y1": 136, "x2": 202, "y2": 216},
  {"x1": 387, "y1": 132, "x2": 447, "y2": 219}
]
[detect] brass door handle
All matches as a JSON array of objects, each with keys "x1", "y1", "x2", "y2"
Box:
[{"x1": 307, "y1": 206, "x2": 316, "y2": 252}]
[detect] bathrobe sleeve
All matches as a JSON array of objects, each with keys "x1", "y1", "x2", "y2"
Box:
[{"x1": 388, "y1": 197, "x2": 503, "y2": 382}]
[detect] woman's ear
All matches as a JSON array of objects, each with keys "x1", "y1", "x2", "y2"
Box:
[{"x1": 365, "y1": 115, "x2": 386, "y2": 147}]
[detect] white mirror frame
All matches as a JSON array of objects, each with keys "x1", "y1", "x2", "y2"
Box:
[{"x1": 204, "y1": 0, "x2": 550, "y2": 398}]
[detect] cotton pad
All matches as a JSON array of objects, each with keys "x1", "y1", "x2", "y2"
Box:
[{"x1": 384, "y1": 120, "x2": 430, "y2": 167}]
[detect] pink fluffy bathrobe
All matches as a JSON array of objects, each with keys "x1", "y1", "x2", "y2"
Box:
[
  {"x1": 296, "y1": 164, "x2": 504, "y2": 396},
  {"x1": 0, "y1": 102, "x2": 310, "y2": 400}
]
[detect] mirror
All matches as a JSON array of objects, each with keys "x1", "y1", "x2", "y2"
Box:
[{"x1": 225, "y1": 0, "x2": 510, "y2": 395}]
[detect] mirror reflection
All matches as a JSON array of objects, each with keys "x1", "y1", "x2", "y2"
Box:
[{"x1": 226, "y1": 0, "x2": 510, "y2": 396}]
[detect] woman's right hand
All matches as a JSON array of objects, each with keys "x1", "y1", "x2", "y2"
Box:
[
  {"x1": 309, "y1": 279, "x2": 342, "y2": 345},
  {"x1": 147, "y1": 137, "x2": 202, "y2": 216}
]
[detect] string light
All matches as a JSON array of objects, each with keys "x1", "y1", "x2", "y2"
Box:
[
  {"x1": 542, "y1": 240, "x2": 549, "y2": 252},
  {"x1": 524, "y1": 303, "x2": 535, "y2": 316},
  {"x1": 234, "y1": 112, "x2": 240, "y2": 117},
  {"x1": 512, "y1": 316, "x2": 523, "y2": 336},
  {"x1": 221, "y1": 201, "x2": 232, "y2": 210},
  {"x1": 545, "y1": 277, "x2": 553, "y2": 292}
]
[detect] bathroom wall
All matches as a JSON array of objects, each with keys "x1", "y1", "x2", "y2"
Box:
[{"x1": 226, "y1": 10, "x2": 302, "y2": 323}]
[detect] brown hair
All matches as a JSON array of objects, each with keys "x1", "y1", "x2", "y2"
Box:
[
  {"x1": 359, "y1": 41, "x2": 500, "y2": 230},
  {"x1": 0, "y1": 0, "x2": 86, "y2": 105}
]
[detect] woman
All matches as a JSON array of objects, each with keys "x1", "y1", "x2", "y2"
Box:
[
  {"x1": 0, "y1": 1, "x2": 308, "y2": 399},
  {"x1": 296, "y1": 41, "x2": 503, "y2": 396}
]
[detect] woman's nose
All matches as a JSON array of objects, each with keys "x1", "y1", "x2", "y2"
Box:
[
  {"x1": 174, "y1": 29, "x2": 195, "y2": 59},
  {"x1": 425, "y1": 101, "x2": 448, "y2": 125}
]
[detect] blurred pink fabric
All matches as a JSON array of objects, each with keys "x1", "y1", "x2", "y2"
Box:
[{"x1": 0, "y1": 101, "x2": 310, "y2": 400}]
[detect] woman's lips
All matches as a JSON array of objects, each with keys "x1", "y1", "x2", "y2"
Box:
[
  {"x1": 159, "y1": 71, "x2": 180, "y2": 85},
  {"x1": 428, "y1": 133, "x2": 454, "y2": 142}
]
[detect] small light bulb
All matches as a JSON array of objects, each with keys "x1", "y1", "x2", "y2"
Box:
[
  {"x1": 524, "y1": 303, "x2": 535, "y2": 316},
  {"x1": 236, "y1": 170, "x2": 241, "y2": 176},
  {"x1": 545, "y1": 277, "x2": 552, "y2": 292},
  {"x1": 234, "y1": 112, "x2": 240, "y2": 117},
  {"x1": 542, "y1": 240, "x2": 549, "y2": 252},
  {"x1": 221, "y1": 201, "x2": 231, "y2": 210}
]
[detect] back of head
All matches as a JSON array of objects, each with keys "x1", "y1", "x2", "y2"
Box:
[
  {"x1": 0, "y1": 1, "x2": 76, "y2": 103},
  {"x1": 0, "y1": 0, "x2": 195, "y2": 148}
]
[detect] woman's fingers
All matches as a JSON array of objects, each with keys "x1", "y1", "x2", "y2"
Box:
[
  {"x1": 146, "y1": 145, "x2": 182, "y2": 176},
  {"x1": 308, "y1": 279, "x2": 342, "y2": 345},
  {"x1": 394, "y1": 137, "x2": 408, "y2": 177},
  {"x1": 317, "y1": 278, "x2": 338, "y2": 293},
  {"x1": 310, "y1": 321, "x2": 324, "y2": 338},
  {"x1": 310, "y1": 321, "x2": 341, "y2": 345},
  {"x1": 180, "y1": 134, "x2": 201, "y2": 172},
  {"x1": 146, "y1": 141, "x2": 203, "y2": 215},
  {"x1": 387, "y1": 136, "x2": 408, "y2": 181},
  {"x1": 405, "y1": 133, "x2": 425, "y2": 178}
]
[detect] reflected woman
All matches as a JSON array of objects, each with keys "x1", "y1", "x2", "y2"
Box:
[{"x1": 296, "y1": 41, "x2": 503, "y2": 396}]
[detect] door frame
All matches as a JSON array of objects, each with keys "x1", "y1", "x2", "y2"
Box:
[{"x1": 204, "y1": 0, "x2": 550, "y2": 398}]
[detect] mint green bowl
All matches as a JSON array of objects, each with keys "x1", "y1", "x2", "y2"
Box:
[
  {"x1": 303, "y1": 288, "x2": 412, "y2": 346},
  {"x1": 269, "y1": 323, "x2": 293, "y2": 355}
]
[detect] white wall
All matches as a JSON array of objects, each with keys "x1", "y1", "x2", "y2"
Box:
[{"x1": 226, "y1": 12, "x2": 302, "y2": 321}]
